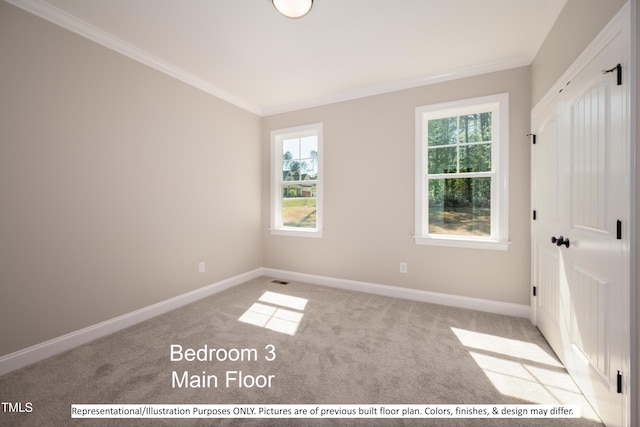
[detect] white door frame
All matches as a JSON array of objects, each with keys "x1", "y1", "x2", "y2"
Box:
[
  {"x1": 531, "y1": 3, "x2": 633, "y2": 425},
  {"x1": 629, "y1": 2, "x2": 637, "y2": 426}
]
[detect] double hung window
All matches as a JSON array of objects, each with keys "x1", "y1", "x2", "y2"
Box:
[
  {"x1": 415, "y1": 94, "x2": 509, "y2": 250},
  {"x1": 270, "y1": 123, "x2": 322, "y2": 237}
]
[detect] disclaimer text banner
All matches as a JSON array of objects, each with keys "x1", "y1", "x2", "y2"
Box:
[{"x1": 71, "y1": 404, "x2": 580, "y2": 419}]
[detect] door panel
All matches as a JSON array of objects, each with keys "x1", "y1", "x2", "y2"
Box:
[
  {"x1": 572, "y1": 83, "x2": 610, "y2": 233},
  {"x1": 539, "y1": 246, "x2": 560, "y2": 324},
  {"x1": 566, "y1": 62, "x2": 623, "y2": 419},
  {"x1": 571, "y1": 266, "x2": 610, "y2": 384},
  {"x1": 532, "y1": 114, "x2": 564, "y2": 360},
  {"x1": 536, "y1": 245, "x2": 562, "y2": 358}
]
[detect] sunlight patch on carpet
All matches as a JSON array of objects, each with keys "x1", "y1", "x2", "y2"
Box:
[
  {"x1": 451, "y1": 327, "x2": 562, "y2": 367},
  {"x1": 259, "y1": 291, "x2": 308, "y2": 310},
  {"x1": 451, "y1": 327, "x2": 600, "y2": 422},
  {"x1": 238, "y1": 291, "x2": 307, "y2": 336}
]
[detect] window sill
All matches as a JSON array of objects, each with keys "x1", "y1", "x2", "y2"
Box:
[
  {"x1": 270, "y1": 228, "x2": 323, "y2": 238},
  {"x1": 414, "y1": 235, "x2": 510, "y2": 251}
]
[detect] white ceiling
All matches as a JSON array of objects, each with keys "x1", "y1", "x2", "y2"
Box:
[{"x1": 11, "y1": 0, "x2": 567, "y2": 115}]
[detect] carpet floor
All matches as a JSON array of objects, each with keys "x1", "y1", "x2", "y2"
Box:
[{"x1": 0, "y1": 276, "x2": 604, "y2": 426}]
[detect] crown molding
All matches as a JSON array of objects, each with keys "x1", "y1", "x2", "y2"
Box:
[
  {"x1": 4, "y1": 0, "x2": 263, "y2": 116},
  {"x1": 6, "y1": 0, "x2": 531, "y2": 117},
  {"x1": 261, "y1": 57, "x2": 530, "y2": 116}
]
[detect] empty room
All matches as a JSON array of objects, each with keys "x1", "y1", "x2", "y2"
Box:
[{"x1": 0, "y1": 0, "x2": 637, "y2": 426}]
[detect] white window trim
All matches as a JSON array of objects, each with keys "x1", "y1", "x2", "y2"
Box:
[
  {"x1": 414, "y1": 93, "x2": 509, "y2": 250},
  {"x1": 270, "y1": 123, "x2": 323, "y2": 238}
]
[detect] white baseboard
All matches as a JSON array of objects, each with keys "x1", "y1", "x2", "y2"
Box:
[
  {"x1": 0, "y1": 266, "x2": 529, "y2": 376},
  {"x1": 262, "y1": 268, "x2": 531, "y2": 319},
  {"x1": 0, "y1": 268, "x2": 263, "y2": 376}
]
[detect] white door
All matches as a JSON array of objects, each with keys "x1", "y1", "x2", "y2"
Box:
[{"x1": 532, "y1": 20, "x2": 628, "y2": 427}]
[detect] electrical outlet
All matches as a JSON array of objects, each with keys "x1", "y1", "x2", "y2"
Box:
[
  {"x1": 198, "y1": 262, "x2": 205, "y2": 274},
  {"x1": 400, "y1": 262, "x2": 408, "y2": 274}
]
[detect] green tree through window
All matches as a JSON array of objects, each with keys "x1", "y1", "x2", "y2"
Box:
[{"x1": 415, "y1": 94, "x2": 509, "y2": 249}]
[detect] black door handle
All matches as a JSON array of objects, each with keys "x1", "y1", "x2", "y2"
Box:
[{"x1": 551, "y1": 235, "x2": 570, "y2": 248}]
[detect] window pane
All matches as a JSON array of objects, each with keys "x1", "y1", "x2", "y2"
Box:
[
  {"x1": 283, "y1": 136, "x2": 318, "y2": 180},
  {"x1": 459, "y1": 112, "x2": 492, "y2": 143},
  {"x1": 281, "y1": 184, "x2": 317, "y2": 228},
  {"x1": 428, "y1": 117, "x2": 457, "y2": 146},
  {"x1": 428, "y1": 177, "x2": 491, "y2": 236},
  {"x1": 283, "y1": 138, "x2": 299, "y2": 161},
  {"x1": 428, "y1": 146, "x2": 457, "y2": 174},
  {"x1": 300, "y1": 136, "x2": 318, "y2": 179},
  {"x1": 459, "y1": 143, "x2": 491, "y2": 172}
]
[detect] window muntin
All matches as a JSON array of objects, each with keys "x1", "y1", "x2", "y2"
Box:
[
  {"x1": 271, "y1": 124, "x2": 322, "y2": 237},
  {"x1": 415, "y1": 94, "x2": 508, "y2": 250}
]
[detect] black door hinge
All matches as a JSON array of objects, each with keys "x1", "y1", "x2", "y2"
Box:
[
  {"x1": 532, "y1": 286, "x2": 537, "y2": 297},
  {"x1": 603, "y1": 64, "x2": 622, "y2": 86},
  {"x1": 617, "y1": 371, "x2": 622, "y2": 394},
  {"x1": 533, "y1": 210, "x2": 537, "y2": 220},
  {"x1": 617, "y1": 220, "x2": 622, "y2": 240},
  {"x1": 527, "y1": 133, "x2": 536, "y2": 144}
]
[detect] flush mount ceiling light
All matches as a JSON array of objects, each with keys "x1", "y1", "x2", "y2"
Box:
[{"x1": 272, "y1": 0, "x2": 313, "y2": 18}]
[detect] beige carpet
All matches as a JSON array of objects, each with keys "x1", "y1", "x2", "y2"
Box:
[{"x1": 0, "y1": 276, "x2": 603, "y2": 426}]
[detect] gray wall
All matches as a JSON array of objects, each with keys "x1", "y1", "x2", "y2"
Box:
[
  {"x1": 531, "y1": 0, "x2": 627, "y2": 106},
  {"x1": 263, "y1": 67, "x2": 532, "y2": 306},
  {"x1": 0, "y1": 1, "x2": 263, "y2": 357}
]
